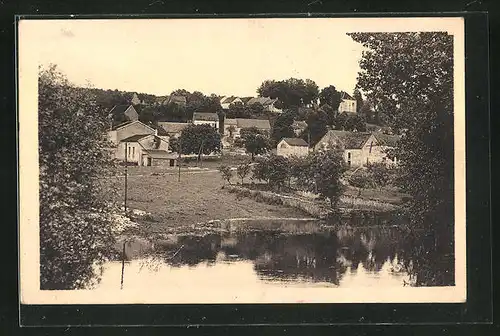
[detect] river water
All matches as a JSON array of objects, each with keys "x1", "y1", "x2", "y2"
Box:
[{"x1": 95, "y1": 213, "x2": 454, "y2": 295}]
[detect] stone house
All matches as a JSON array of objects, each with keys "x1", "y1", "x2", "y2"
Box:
[
  {"x1": 108, "y1": 105, "x2": 139, "y2": 126},
  {"x1": 338, "y1": 91, "x2": 357, "y2": 114},
  {"x1": 119, "y1": 134, "x2": 177, "y2": 167},
  {"x1": 220, "y1": 96, "x2": 243, "y2": 110},
  {"x1": 157, "y1": 122, "x2": 191, "y2": 138},
  {"x1": 276, "y1": 138, "x2": 309, "y2": 158},
  {"x1": 314, "y1": 130, "x2": 400, "y2": 167}
]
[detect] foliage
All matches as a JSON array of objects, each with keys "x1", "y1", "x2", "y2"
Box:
[
  {"x1": 353, "y1": 88, "x2": 364, "y2": 113},
  {"x1": 218, "y1": 165, "x2": 233, "y2": 185},
  {"x1": 270, "y1": 111, "x2": 295, "y2": 146},
  {"x1": 252, "y1": 155, "x2": 290, "y2": 190},
  {"x1": 300, "y1": 109, "x2": 329, "y2": 146},
  {"x1": 308, "y1": 149, "x2": 348, "y2": 208},
  {"x1": 366, "y1": 162, "x2": 391, "y2": 188},
  {"x1": 239, "y1": 127, "x2": 271, "y2": 161},
  {"x1": 236, "y1": 163, "x2": 252, "y2": 184},
  {"x1": 344, "y1": 114, "x2": 367, "y2": 132},
  {"x1": 288, "y1": 155, "x2": 315, "y2": 191},
  {"x1": 227, "y1": 125, "x2": 237, "y2": 137},
  {"x1": 319, "y1": 85, "x2": 342, "y2": 110},
  {"x1": 349, "y1": 32, "x2": 454, "y2": 285},
  {"x1": 38, "y1": 65, "x2": 117, "y2": 290},
  {"x1": 257, "y1": 78, "x2": 319, "y2": 108},
  {"x1": 178, "y1": 124, "x2": 221, "y2": 161},
  {"x1": 348, "y1": 170, "x2": 377, "y2": 196}
]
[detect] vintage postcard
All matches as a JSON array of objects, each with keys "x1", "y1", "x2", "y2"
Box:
[{"x1": 18, "y1": 17, "x2": 466, "y2": 304}]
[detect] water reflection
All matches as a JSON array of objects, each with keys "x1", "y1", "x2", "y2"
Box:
[{"x1": 132, "y1": 216, "x2": 454, "y2": 288}]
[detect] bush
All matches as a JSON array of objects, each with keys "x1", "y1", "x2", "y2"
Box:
[
  {"x1": 218, "y1": 165, "x2": 233, "y2": 185},
  {"x1": 366, "y1": 162, "x2": 391, "y2": 188},
  {"x1": 39, "y1": 65, "x2": 117, "y2": 289}
]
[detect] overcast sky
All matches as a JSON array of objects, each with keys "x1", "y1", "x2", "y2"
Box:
[{"x1": 20, "y1": 18, "x2": 462, "y2": 97}]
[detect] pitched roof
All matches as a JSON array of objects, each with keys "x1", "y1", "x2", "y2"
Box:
[
  {"x1": 240, "y1": 97, "x2": 253, "y2": 104},
  {"x1": 121, "y1": 134, "x2": 151, "y2": 142},
  {"x1": 193, "y1": 112, "x2": 219, "y2": 121},
  {"x1": 323, "y1": 130, "x2": 372, "y2": 149},
  {"x1": 373, "y1": 132, "x2": 401, "y2": 147},
  {"x1": 111, "y1": 120, "x2": 133, "y2": 130},
  {"x1": 168, "y1": 95, "x2": 187, "y2": 104},
  {"x1": 157, "y1": 122, "x2": 190, "y2": 134},
  {"x1": 281, "y1": 138, "x2": 309, "y2": 147},
  {"x1": 340, "y1": 91, "x2": 355, "y2": 100},
  {"x1": 236, "y1": 118, "x2": 271, "y2": 130},
  {"x1": 155, "y1": 96, "x2": 169, "y2": 104},
  {"x1": 224, "y1": 118, "x2": 238, "y2": 125},
  {"x1": 221, "y1": 96, "x2": 239, "y2": 104},
  {"x1": 109, "y1": 105, "x2": 133, "y2": 116},
  {"x1": 247, "y1": 97, "x2": 273, "y2": 106}
]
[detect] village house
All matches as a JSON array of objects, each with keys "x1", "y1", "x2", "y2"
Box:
[
  {"x1": 230, "y1": 118, "x2": 272, "y2": 138},
  {"x1": 157, "y1": 121, "x2": 191, "y2": 138},
  {"x1": 314, "y1": 130, "x2": 400, "y2": 167},
  {"x1": 119, "y1": 134, "x2": 178, "y2": 167},
  {"x1": 220, "y1": 96, "x2": 243, "y2": 110},
  {"x1": 108, "y1": 105, "x2": 139, "y2": 126},
  {"x1": 246, "y1": 97, "x2": 282, "y2": 113},
  {"x1": 154, "y1": 94, "x2": 187, "y2": 107},
  {"x1": 108, "y1": 120, "x2": 156, "y2": 145},
  {"x1": 277, "y1": 138, "x2": 309, "y2": 158},
  {"x1": 338, "y1": 91, "x2": 357, "y2": 114},
  {"x1": 192, "y1": 112, "x2": 220, "y2": 131},
  {"x1": 131, "y1": 92, "x2": 145, "y2": 105}
]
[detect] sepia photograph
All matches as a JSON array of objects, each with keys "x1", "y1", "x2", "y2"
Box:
[{"x1": 18, "y1": 17, "x2": 466, "y2": 304}]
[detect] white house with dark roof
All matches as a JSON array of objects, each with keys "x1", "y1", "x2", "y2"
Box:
[
  {"x1": 220, "y1": 96, "x2": 243, "y2": 109},
  {"x1": 277, "y1": 138, "x2": 309, "y2": 158},
  {"x1": 108, "y1": 120, "x2": 156, "y2": 145},
  {"x1": 192, "y1": 112, "x2": 220, "y2": 131},
  {"x1": 119, "y1": 133, "x2": 177, "y2": 166},
  {"x1": 108, "y1": 105, "x2": 139, "y2": 126},
  {"x1": 246, "y1": 97, "x2": 282, "y2": 113},
  {"x1": 314, "y1": 130, "x2": 400, "y2": 167},
  {"x1": 338, "y1": 91, "x2": 357, "y2": 114}
]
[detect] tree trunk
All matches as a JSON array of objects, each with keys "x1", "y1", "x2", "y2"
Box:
[{"x1": 251, "y1": 153, "x2": 255, "y2": 161}]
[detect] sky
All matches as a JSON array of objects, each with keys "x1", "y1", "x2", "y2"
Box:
[
  {"x1": 19, "y1": 18, "x2": 463, "y2": 98},
  {"x1": 20, "y1": 18, "x2": 368, "y2": 97}
]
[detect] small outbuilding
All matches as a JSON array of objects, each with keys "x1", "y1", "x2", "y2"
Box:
[{"x1": 276, "y1": 138, "x2": 309, "y2": 158}]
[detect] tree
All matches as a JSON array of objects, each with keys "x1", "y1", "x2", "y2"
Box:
[
  {"x1": 267, "y1": 155, "x2": 291, "y2": 190},
  {"x1": 353, "y1": 88, "x2": 364, "y2": 113},
  {"x1": 301, "y1": 109, "x2": 328, "y2": 146},
  {"x1": 344, "y1": 114, "x2": 367, "y2": 132},
  {"x1": 227, "y1": 102, "x2": 249, "y2": 119},
  {"x1": 348, "y1": 170, "x2": 376, "y2": 197},
  {"x1": 366, "y1": 162, "x2": 391, "y2": 189},
  {"x1": 349, "y1": 32, "x2": 454, "y2": 285},
  {"x1": 38, "y1": 65, "x2": 116, "y2": 289},
  {"x1": 358, "y1": 100, "x2": 374, "y2": 123},
  {"x1": 333, "y1": 112, "x2": 349, "y2": 130},
  {"x1": 178, "y1": 124, "x2": 221, "y2": 162},
  {"x1": 257, "y1": 78, "x2": 319, "y2": 108},
  {"x1": 308, "y1": 149, "x2": 347, "y2": 208},
  {"x1": 319, "y1": 85, "x2": 342, "y2": 110},
  {"x1": 240, "y1": 127, "x2": 271, "y2": 161},
  {"x1": 218, "y1": 165, "x2": 233, "y2": 185},
  {"x1": 289, "y1": 155, "x2": 314, "y2": 191},
  {"x1": 236, "y1": 163, "x2": 252, "y2": 184},
  {"x1": 270, "y1": 111, "x2": 295, "y2": 146},
  {"x1": 227, "y1": 125, "x2": 237, "y2": 138}
]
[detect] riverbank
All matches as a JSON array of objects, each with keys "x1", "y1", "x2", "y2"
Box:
[
  {"x1": 223, "y1": 183, "x2": 401, "y2": 218},
  {"x1": 106, "y1": 167, "x2": 309, "y2": 235}
]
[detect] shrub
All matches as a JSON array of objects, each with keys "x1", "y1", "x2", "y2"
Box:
[
  {"x1": 367, "y1": 162, "x2": 391, "y2": 188},
  {"x1": 236, "y1": 162, "x2": 252, "y2": 184},
  {"x1": 218, "y1": 165, "x2": 233, "y2": 185}
]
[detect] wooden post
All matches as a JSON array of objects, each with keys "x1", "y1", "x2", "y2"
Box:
[
  {"x1": 120, "y1": 241, "x2": 126, "y2": 290},
  {"x1": 124, "y1": 143, "x2": 128, "y2": 214},
  {"x1": 178, "y1": 136, "x2": 182, "y2": 182}
]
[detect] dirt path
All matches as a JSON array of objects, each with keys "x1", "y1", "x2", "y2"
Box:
[{"x1": 109, "y1": 169, "x2": 308, "y2": 233}]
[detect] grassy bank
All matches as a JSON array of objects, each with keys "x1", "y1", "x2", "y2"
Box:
[{"x1": 107, "y1": 167, "x2": 309, "y2": 234}]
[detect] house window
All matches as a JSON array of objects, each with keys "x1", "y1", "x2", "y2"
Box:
[
  {"x1": 369, "y1": 141, "x2": 373, "y2": 153},
  {"x1": 132, "y1": 147, "x2": 135, "y2": 158},
  {"x1": 281, "y1": 143, "x2": 287, "y2": 148},
  {"x1": 347, "y1": 152, "x2": 351, "y2": 166},
  {"x1": 128, "y1": 146, "x2": 131, "y2": 158}
]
